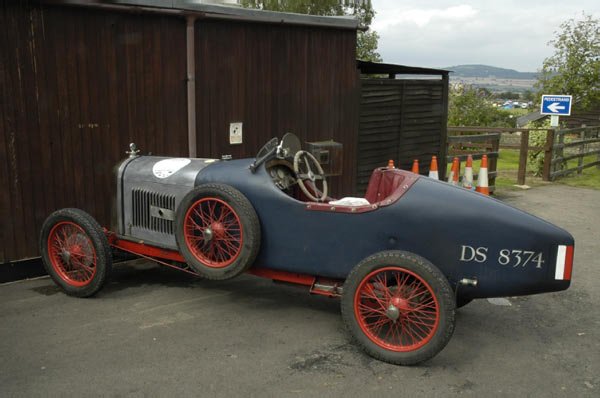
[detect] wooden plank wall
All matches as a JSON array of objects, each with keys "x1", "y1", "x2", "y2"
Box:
[
  {"x1": 357, "y1": 78, "x2": 446, "y2": 193},
  {"x1": 0, "y1": 3, "x2": 188, "y2": 262},
  {"x1": 195, "y1": 20, "x2": 359, "y2": 197},
  {"x1": 0, "y1": 4, "x2": 360, "y2": 263}
]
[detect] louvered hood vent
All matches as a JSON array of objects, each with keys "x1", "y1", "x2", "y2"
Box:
[{"x1": 131, "y1": 188, "x2": 176, "y2": 235}]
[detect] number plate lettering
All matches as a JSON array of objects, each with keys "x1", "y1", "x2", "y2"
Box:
[{"x1": 459, "y1": 245, "x2": 544, "y2": 269}]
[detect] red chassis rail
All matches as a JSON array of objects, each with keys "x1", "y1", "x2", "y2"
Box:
[{"x1": 105, "y1": 230, "x2": 343, "y2": 297}]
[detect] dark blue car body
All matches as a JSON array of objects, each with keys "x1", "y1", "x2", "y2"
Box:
[{"x1": 195, "y1": 158, "x2": 574, "y2": 300}]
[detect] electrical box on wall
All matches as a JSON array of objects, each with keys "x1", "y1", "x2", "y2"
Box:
[
  {"x1": 229, "y1": 122, "x2": 243, "y2": 145},
  {"x1": 306, "y1": 140, "x2": 343, "y2": 176}
]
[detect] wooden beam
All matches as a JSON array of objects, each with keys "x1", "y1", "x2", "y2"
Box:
[
  {"x1": 517, "y1": 131, "x2": 529, "y2": 185},
  {"x1": 553, "y1": 138, "x2": 600, "y2": 150},
  {"x1": 446, "y1": 152, "x2": 499, "y2": 162},
  {"x1": 553, "y1": 125, "x2": 600, "y2": 135},
  {"x1": 447, "y1": 133, "x2": 500, "y2": 143},
  {"x1": 550, "y1": 161, "x2": 600, "y2": 178},
  {"x1": 439, "y1": 74, "x2": 449, "y2": 181},
  {"x1": 448, "y1": 127, "x2": 545, "y2": 133},
  {"x1": 550, "y1": 149, "x2": 600, "y2": 165},
  {"x1": 489, "y1": 135, "x2": 500, "y2": 189},
  {"x1": 542, "y1": 129, "x2": 555, "y2": 181}
]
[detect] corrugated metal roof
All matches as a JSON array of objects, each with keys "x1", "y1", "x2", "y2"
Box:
[
  {"x1": 48, "y1": 0, "x2": 359, "y2": 29},
  {"x1": 517, "y1": 111, "x2": 546, "y2": 127},
  {"x1": 357, "y1": 60, "x2": 450, "y2": 76}
]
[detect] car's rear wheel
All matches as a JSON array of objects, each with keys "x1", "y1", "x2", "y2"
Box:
[
  {"x1": 175, "y1": 184, "x2": 260, "y2": 280},
  {"x1": 342, "y1": 251, "x2": 455, "y2": 365},
  {"x1": 39, "y1": 208, "x2": 112, "y2": 297}
]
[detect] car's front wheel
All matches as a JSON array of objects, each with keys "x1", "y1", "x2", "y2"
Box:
[
  {"x1": 39, "y1": 208, "x2": 112, "y2": 297},
  {"x1": 175, "y1": 184, "x2": 260, "y2": 280},
  {"x1": 341, "y1": 251, "x2": 455, "y2": 365}
]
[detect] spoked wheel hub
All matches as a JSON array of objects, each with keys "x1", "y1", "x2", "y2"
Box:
[
  {"x1": 210, "y1": 222, "x2": 226, "y2": 240},
  {"x1": 391, "y1": 297, "x2": 410, "y2": 311},
  {"x1": 202, "y1": 227, "x2": 214, "y2": 242},
  {"x1": 385, "y1": 304, "x2": 400, "y2": 321},
  {"x1": 354, "y1": 267, "x2": 440, "y2": 352},
  {"x1": 60, "y1": 248, "x2": 72, "y2": 264},
  {"x1": 202, "y1": 222, "x2": 227, "y2": 242},
  {"x1": 183, "y1": 197, "x2": 244, "y2": 268},
  {"x1": 47, "y1": 222, "x2": 97, "y2": 287},
  {"x1": 40, "y1": 208, "x2": 112, "y2": 297},
  {"x1": 386, "y1": 297, "x2": 412, "y2": 321},
  {"x1": 342, "y1": 251, "x2": 456, "y2": 365},
  {"x1": 175, "y1": 184, "x2": 261, "y2": 280}
]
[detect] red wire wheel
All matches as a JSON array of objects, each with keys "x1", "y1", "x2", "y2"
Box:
[
  {"x1": 47, "y1": 221, "x2": 97, "y2": 286},
  {"x1": 354, "y1": 267, "x2": 439, "y2": 351},
  {"x1": 175, "y1": 184, "x2": 261, "y2": 280},
  {"x1": 40, "y1": 208, "x2": 112, "y2": 297},
  {"x1": 183, "y1": 198, "x2": 243, "y2": 268},
  {"x1": 342, "y1": 251, "x2": 455, "y2": 365}
]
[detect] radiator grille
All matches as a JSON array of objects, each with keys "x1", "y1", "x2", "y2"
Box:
[{"x1": 131, "y1": 188, "x2": 176, "y2": 235}]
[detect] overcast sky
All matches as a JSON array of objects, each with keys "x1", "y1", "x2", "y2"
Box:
[{"x1": 371, "y1": 0, "x2": 600, "y2": 72}]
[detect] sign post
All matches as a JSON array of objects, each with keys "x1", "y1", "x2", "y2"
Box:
[{"x1": 541, "y1": 95, "x2": 572, "y2": 127}]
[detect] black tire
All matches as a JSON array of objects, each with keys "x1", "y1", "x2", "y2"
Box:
[
  {"x1": 39, "y1": 208, "x2": 112, "y2": 297},
  {"x1": 456, "y1": 297, "x2": 473, "y2": 309},
  {"x1": 174, "y1": 184, "x2": 260, "y2": 280},
  {"x1": 341, "y1": 251, "x2": 455, "y2": 366}
]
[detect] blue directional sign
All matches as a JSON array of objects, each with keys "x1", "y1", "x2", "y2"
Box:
[{"x1": 541, "y1": 95, "x2": 572, "y2": 116}]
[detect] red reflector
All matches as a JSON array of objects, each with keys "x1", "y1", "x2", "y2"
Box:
[{"x1": 563, "y1": 245, "x2": 574, "y2": 280}]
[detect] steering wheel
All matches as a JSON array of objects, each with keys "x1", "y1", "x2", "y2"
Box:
[{"x1": 293, "y1": 150, "x2": 328, "y2": 202}]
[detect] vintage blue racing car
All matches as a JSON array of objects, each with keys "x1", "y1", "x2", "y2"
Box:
[{"x1": 40, "y1": 133, "x2": 575, "y2": 365}]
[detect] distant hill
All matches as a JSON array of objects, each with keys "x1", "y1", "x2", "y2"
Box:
[{"x1": 446, "y1": 64, "x2": 539, "y2": 79}]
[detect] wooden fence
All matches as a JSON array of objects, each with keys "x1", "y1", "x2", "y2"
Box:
[
  {"x1": 550, "y1": 126, "x2": 600, "y2": 178},
  {"x1": 447, "y1": 125, "x2": 600, "y2": 187},
  {"x1": 447, "y1": 127, "x2": 557, "y2": 187},
  {"x1": 463, "y1": 127, "x2": 556, "y2": 184},
  {"x1": 446, "y1": 127, "x2": 500, "y2": 193}
]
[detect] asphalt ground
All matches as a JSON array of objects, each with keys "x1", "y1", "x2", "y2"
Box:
[{"x1": 1, "y1": 184, "x2": 598, "y2": 397}]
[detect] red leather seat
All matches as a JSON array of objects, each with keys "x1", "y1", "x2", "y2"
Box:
[
  {"x1": 365, "y1": 168, "x2": 407, "y2": 204},
  {"x1": 304, "y1": 167, "x2": 417, "y2": 213}
]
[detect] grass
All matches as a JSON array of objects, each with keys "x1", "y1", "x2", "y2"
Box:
[
  {"x1": 504, "y1": 108, "x2": 530, "y2": 118},
  {"x1": 446, "y1": 149, "x2": 600, "y2": 192},
  {"x1": 554, "y1": 154, "x2": 600, "y2": 189}
]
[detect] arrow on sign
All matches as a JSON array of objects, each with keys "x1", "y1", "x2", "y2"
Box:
[{"x1": 547, "y1": 102, "x2": 566, "y2": 113}]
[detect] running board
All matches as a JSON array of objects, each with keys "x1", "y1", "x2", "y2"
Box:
[{"x1": 106, "y1": 230, "x2": 344, "y2": 297}]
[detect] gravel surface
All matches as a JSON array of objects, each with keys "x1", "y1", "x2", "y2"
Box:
[{"x1": 1, "y1": 185, "x2": 598, "y2": 397}]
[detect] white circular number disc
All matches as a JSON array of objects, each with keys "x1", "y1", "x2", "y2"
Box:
[{"x1": 152, "y1": 158, "x2": 191, "y2": 179}]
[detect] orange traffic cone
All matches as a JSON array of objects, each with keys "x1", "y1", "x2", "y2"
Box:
[
  {"x1": 448, "y1": 157, "x2": 459, "y2": 186},
  {"x1": 462, "y1": 154, "x2": 474, "y2": 190},
  {"x1": 411, "y1": 159, "x2": 419, "y2": 174},
  {"x1": 387, "y1": 159, "x2": 395, "y2": 168},
  {"x1": 476, "y1": 155, "x2": 489, "y2": 195},
  {"x1": 428, "y1": 156, "x2": 439, "y2": 180}
]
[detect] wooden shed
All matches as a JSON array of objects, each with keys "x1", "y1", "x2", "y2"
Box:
[
  {"x1": 356, "y1": 61, "x2": 450, "y2": 193},
  {"x1": 0, "y1": 1, "x2": 449, "y2": 273},
  {"x1": 0, "y1": 0, "x2": 359, "y2": 266}
]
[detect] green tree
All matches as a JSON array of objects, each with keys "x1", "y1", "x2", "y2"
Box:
[
  {"x1": 536, "y1": 13, "x2": 600, "y2": 110},
  {"x1": 448, "y1": 85, "x2": 515, "y2": 127},
  {"x1": 478, "y1": 87, "x2": 492, "y2": 97},
  {"x1": 494, "y1": 91, "x2": 520, "y2": 100},
  {"x1": 526, "y1": 119, "x2": 552, "y2": 176},
  {"x1": 522, "y1": 90, "x2": 535, "y2": 102},
  {"x1": 241, "y1": 0, "x2": 382, "y2": 62}
]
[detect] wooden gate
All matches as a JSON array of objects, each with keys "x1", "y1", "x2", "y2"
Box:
[{"x1": 550, "y1": 126, "x2": 600, "y2": 178}]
